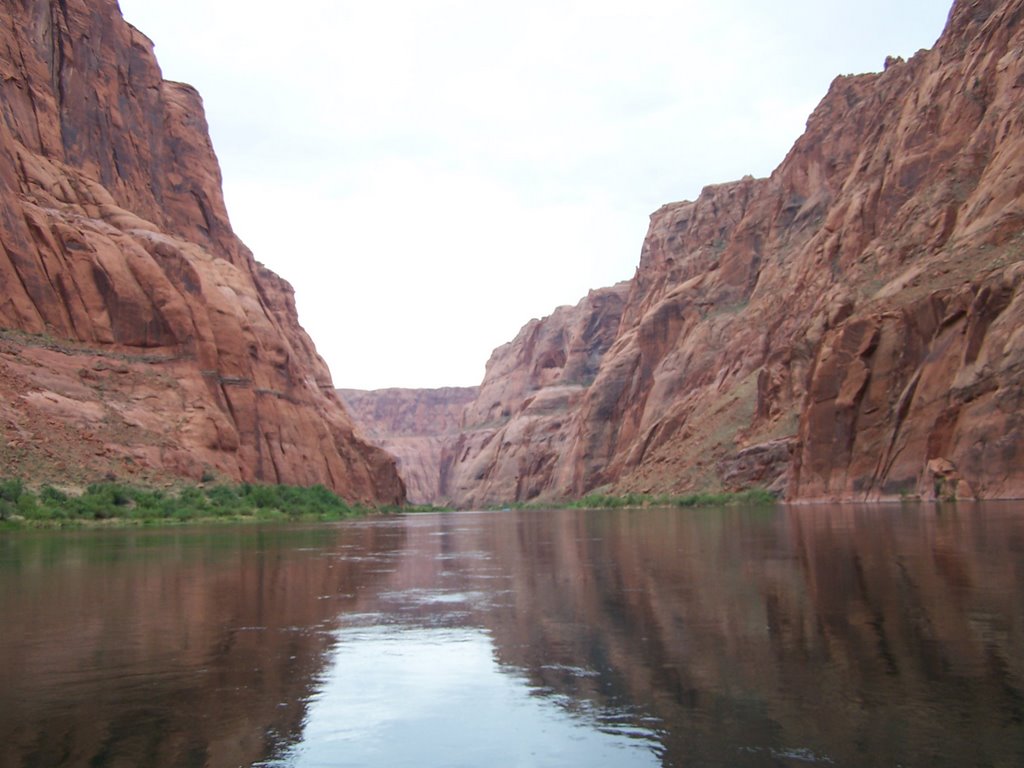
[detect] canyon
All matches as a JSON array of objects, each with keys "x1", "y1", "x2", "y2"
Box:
[
  {"x1": 0, "y1": 0, "x2": 403, "y2": 503},
  {"x1": 3, "y1": 0, "x2": 1023, "y2": 510},
  {"x1": 337, "y1": 387, "x2": 478, "y2": 505},
  {"x1": 345, "y1": 0, "x2": 1024, "y2": 506}
]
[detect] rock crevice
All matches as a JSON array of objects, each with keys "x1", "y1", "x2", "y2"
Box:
[
  {"x1": 411, "y1": 0, "x2": 1024, "y2": 506},
  {"x1": 0, "y1": 0, "x2": 404, "y2": 503}
]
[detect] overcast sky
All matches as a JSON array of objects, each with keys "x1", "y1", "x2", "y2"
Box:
[{"x1": 117, "y1": 0, "x2": 952, "y2": 390}]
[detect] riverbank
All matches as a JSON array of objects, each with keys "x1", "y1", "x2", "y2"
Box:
[
  {"x1": 0, "y1": 477, "x2": 778, "y2": 530},
  {"x1": 0, "y1": 478, "x2": 408, "y2": 530},
  {"x1": 491, "y1": 488, "x2": 778, "y2": 511}
]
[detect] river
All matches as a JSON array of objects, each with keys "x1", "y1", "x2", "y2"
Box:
[{"x1": 1, "y1": 504, "x2": 1022, "y2": 767}]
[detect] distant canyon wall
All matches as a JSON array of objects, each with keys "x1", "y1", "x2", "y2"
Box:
[
  {"x1": 0, "y1": 0, "x2": 404, "y2": 502},
  {"x1": 347, "y1": 0, "x2": 1024, "y2": 507},
  {"x1": 442, "y1": 283, "x2": 631, "y2": 507},
  {"x1": 340, "y1": 283, "x2": 629, "y2": 507},
  {"x1": 337, "y1": 387, "x2": 478, "y2": 505}
]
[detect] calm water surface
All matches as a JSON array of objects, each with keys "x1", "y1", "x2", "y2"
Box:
[{"x1": 1, "y1": 504, "x2": 1023, "y2": 767}]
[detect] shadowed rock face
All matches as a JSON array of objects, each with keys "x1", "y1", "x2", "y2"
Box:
[
  {"x1": 341, "y1": 286, "x2": 630, "y2": 509},
  {"x1": 443, "y1": 284, "x2": 631, "y2": 508},
  {"x1": 337, "y1": 387, "x2": 479, "y2": 505},
  {"x1": 443, "y1": 0, "x2": 1024, "y2": 505},
  {"x1": 0, "y1": 0, "x2": 403, "y2": 502}
]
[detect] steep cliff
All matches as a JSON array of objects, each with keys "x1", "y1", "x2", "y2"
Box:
[
  {"x1": 337, "y1": 283, "x2": 635, "y2": 507},
  {"x1": 337, "y1": 387, "x2": 478, "y2": 505},
  {"x1": 0, "y1": 0, "x2": 404, "y2": 502},
  {"x1": 444, "y1": 283, "x2": 630, "y2": 507},
  {"x1": 447, "y1": 0, "x2": 1024, "y2": 505}
]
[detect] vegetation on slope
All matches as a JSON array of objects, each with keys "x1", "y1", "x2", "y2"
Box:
[
  {"x1": 0, "y1": 477, "x2": 776, "y2": 529},
  {"x1": 0, "y1": 478, "x2": 388, "y2": 528},
  {"x1": 494, "y1": 488, "x2": 778, "y2": 510}
]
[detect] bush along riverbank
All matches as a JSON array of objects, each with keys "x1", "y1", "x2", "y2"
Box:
[
  {"x1": 492, "y1": 488, "x2": 779, "y2": 511},
  {"x1": 0, "y1": 478, "x2": 776, "y2": 529},
  {"x1": 0, "y1": 478, "x2": 395, "y2": 528},
  {"x1": 572, "y1": 489, "x2": 778, "y2": 508}
]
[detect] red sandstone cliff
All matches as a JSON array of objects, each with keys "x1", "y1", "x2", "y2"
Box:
[
  {"x1": 446, "y1": 0, "x2": 1024, "y2": 506},
  {"x1": 337, "y1": 387, "x2": 478, "y2": 505},
  {"x1": 444, "y1": 283, "x2": 631, "y2": 507},
  {"x1": 0, "y1": 0, "x2": 404, "y2": 502}
]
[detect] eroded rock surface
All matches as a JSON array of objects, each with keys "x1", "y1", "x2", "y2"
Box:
[
  {"x1": 443, "y1": 284, "x2": 630, "y2": 507},
  {"x1": 445, "y1": 0, "x2": 1024, "y2": 505},
  {"x1": 0, "y1": 0, "x2": 403, "y2": 502},
  {"x1": 338, "y1": 387, "x2": 478, "y2": 505}
]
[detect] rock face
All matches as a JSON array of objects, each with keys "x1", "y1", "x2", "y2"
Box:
[
  {"x1": 444, "y1": 284, "x2": 631, "y2": 507},
  {"x1": 337, "y1": 387, "x2": 478, "y2": 505},
  {"x1": 446, "y1": 0, "x2": 1024, "y2": 505},
  {"x1": 0, "y1": 0, "x2": 404, "y2": 503}
]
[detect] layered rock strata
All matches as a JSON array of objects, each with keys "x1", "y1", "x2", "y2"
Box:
[
  {"x1": 444, "y1": 284, "x2": 630, "y2": 508},
  {"x1": 0, "y1": 0, "x2": 404, "y2": 502},
  {"x1": 445, "y1": 0, "x2": 1024, "y2": 505},
  {"x1": 338, "y1": 387, "x2": 478, "y2": 505}
]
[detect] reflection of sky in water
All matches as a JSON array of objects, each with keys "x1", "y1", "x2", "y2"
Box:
[{"x1": 264, "y1": 625, "x2": 663, "y2": 768}]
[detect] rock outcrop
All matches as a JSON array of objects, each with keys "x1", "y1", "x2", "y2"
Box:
[
  {"x1": 445, "y1": 0, "x2": 1024, "y2": 506},
  {"x1": 338, "y1": 387, "x2": 478, "y2": 505},
  {"x1": 0, "y1": 0, "x2": 404, "y2": 503},
  {"x1": 444, "y1": 284, "x2": 630, "y2": 507}
]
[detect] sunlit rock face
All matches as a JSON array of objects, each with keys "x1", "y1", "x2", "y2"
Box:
[
  {"x1": 0, "y1": 0, "x2": 403, "y2": 502},
  {"x1": 338, "y1": 387, "x2": 479, "y2": 505},
  {"x1": 447, "y1": 0, "x2": 1024, "y2": 504}
]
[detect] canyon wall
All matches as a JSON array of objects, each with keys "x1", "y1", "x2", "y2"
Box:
[
  {"x1": 0, "y1": 0, "x2": 404, "y2": 502},
  {"x1": 338, "y1": 387, "x2": 478, "y2": 505},
  {"x1": 442, "y1": 0, "x2": 1024, "y2": 506},
  {"x1": 341, "y1": 286, "x2": 629, "y2": 507},
  {"x1": 443, "y1": 284, "x2": 631, "y2": 508}
]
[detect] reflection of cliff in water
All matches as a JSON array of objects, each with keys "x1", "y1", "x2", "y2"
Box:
[
  {"x1": 4, "y1": 507, "x2": 1022, "y2": 767},
  {"x1": 0, "y1": 523, "x2": 406, "y2": 768},
  {"x1": 448, "y1": 506, "x2": 1024, "y2": 766}
]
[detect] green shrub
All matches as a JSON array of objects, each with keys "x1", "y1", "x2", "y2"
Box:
[
  {"x1": 40, "y1": 485, "x2": 68, "y2": 503},
  {"x1": 16, "y1": 493, "x2": 37, "y2": 514},
  {"x1": 0, "y1": 477, "x2": 377, "y2": 527},
  {"x1": 548, "y1": 488, "x2": 779, "y2": 510},
  {"x1": 0, "y1": 478, "x2": 25, "y2": 503}
]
